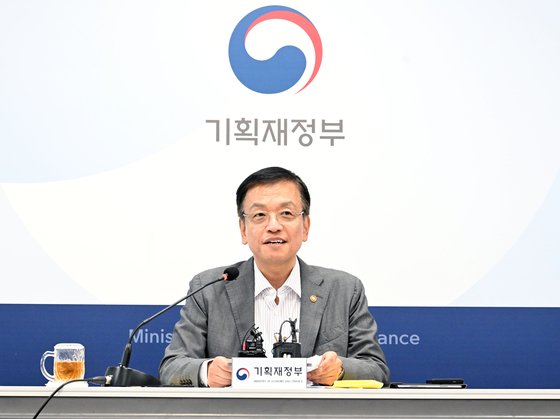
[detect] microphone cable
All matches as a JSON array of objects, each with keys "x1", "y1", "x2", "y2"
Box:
[{"x1": 33, "y1": 376, "x2": 108, "y2": 419}]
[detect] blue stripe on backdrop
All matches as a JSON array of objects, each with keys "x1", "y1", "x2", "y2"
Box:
[
  {"x1": 1, "y1": 305, "x2": 559, "y2": 388},
  {"x1": 374, "y1": 307, "x2": 560, "y2": 388}
]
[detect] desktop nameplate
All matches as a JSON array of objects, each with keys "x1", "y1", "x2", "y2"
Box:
[{"x1": 231, "y1": 358, "x2": 307, "y2": 389}]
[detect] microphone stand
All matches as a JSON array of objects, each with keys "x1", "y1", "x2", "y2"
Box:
[
  {"x1": 104, "y1": 296, "x2": 189, "y2": 387},
  {"x1": 105, "y1": 268, "x2": 239, "y2": 386}
]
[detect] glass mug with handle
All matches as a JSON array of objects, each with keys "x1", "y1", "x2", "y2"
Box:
[{"x1": 40, "y1": 343, "x2": 85, "y2": 383}]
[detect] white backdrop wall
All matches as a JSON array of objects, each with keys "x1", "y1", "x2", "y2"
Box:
[{"x1": 1, "y1": 0, "x2": 560, "y2": 308}]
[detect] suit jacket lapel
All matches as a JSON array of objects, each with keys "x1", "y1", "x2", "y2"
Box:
[
  {"x1": 225, "y1": 258, "x2": 255, "y2": 347},
  {"x1": 298, "y1": 258, "x2": 327, "y2": 357}
]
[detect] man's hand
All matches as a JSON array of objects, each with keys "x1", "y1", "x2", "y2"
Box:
[
  {"x1": 306, "y1": 351, "x2": 343, "y2": 386},
  {"x1": 207, "y1": 356, "x2": 232, "y2": 387}
]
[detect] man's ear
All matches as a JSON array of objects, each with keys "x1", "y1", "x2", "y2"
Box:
[
  {"x1": 302, "y1": 215, "x2": 310, "y2": 242},
  {"x1": 239, "y1": 218, "x2": 248, "y2": 245}
]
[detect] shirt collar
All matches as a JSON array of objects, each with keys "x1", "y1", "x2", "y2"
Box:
[{"x1": 254, "y1": 259, "x2": 301, "y2": 298}]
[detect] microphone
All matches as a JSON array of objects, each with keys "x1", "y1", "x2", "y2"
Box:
[
  {"x1": 238, "y1": 325, "x2": 266, "y2": 357},
  {"x1": 104, "y1": 267, "x2": 240, "y2": 386},
  {"x1": 272, "y1": 318, "x2": 302, "y2": 358}
]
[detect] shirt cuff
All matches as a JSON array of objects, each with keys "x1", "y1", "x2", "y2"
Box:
[{"x1": 199, "y1": 360, "x2": 211, "y2": 387}]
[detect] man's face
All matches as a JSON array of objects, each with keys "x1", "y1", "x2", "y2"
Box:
[{"x1": 239, "y1": 181, "x2": 310, "y2": 272}]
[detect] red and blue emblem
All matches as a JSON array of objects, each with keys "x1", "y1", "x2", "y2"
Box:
[
  {"x1": 229, "y1": 6, "x2": 323, "y2": 94},
  {"x1": 236, "y1": 368, "x2": 250, "y2": 380}
]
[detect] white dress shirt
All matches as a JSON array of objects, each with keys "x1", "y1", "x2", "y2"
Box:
[
  {"x1": 254, "y1": 259, "x2": 301, "y2": 357},
  {"x1": 199, "y1": 259, "x2": 302, "y2": 385}
]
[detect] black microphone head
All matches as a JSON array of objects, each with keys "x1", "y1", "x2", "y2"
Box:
[{"x1": 223, "y1": 267, "x2": 240, "y2": 281}]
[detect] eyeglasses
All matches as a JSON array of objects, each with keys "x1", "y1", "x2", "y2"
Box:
[{"x1": 242, "y1": 209, "x2": 305, "y2": 225}]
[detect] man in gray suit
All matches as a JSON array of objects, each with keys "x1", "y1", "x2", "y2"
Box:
[{"x1": 159, "y1": 167, "x2": 389, "y2": 387}]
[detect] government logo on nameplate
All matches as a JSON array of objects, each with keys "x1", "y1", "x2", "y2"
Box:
[{"x1": 232, "y1": 358, "x2": 307, "y2": 389}]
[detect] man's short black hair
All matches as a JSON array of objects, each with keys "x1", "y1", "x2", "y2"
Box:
[{"x1": 236, "y1": 167, "x2": 311, "y2": 219}]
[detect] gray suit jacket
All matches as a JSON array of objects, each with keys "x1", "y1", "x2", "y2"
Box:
[{"x1": 159, "y1": 257, "x2": 390, "y2": 386}]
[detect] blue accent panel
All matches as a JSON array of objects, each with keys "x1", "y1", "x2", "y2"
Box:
[
  {"x1": 1, "y1": 304, "x2": 559, "y2": 388},
  {"x1": 0, "y1": 304, "x2": 181, "y2": 386},
  {"x1": 371, "y1": 307, "x2": 560, "y2": 388}
]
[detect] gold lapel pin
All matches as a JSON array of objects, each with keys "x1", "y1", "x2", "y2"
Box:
[{"x1": 310, "y1": 295, "x2": 317, "y2": 303}]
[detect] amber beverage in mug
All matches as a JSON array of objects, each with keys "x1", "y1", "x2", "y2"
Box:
[{"x1": 40, "y1": 343, "x2": 85, "y2": 383}]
